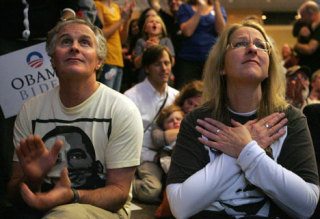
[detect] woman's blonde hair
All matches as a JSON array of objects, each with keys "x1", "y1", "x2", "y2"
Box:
[
  {"x1": 143, "y1": 15, "x2": 167, "y2": 39},
  {"x1": 201, "y1": 20, "x2": 288, "y2": 122}
]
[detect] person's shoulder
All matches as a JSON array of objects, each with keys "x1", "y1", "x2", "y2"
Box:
[
  {"x1": 191, "y1": 104, "x2": 212, "y2": 116},
  {"x1": 18, "y1": 87, "x2": 58, "y2": 117},
  {"x1": 100, "y1": 83, "x2": 128, "y2": 100},
  {"x1": 23, "y1": 86, "x2": 58, "y2": 107},
  {"x1": 284, "y1": 105, "x2": 305, "y2": 120},
  {"x1": 177, "y1": 3, "x2": 190, "y2": 14},
  {"x1": 161, "y1": 37, "x2": 170, "y2": 41},
  {"x1": 303, "y1": 103, "x2": 320, "y2": 117},
  {"x1": 184, "y1": 104, "x2": 212, "y2": 122},
  {"x1": 180, "y1": 3, "x2": 190, "y2": 10},
  {"x1": 124, "y1": 81, "x2": 145, "y2": 96},
  {"x1": 168, "y1": 86, "x2": 179, "y2": 95},
  {"x1": 99, "y1": 84, "x2": 139, "y2": 111},
  {"x1": 94, "y1": 1, "x2": 104, "y2": 9}
]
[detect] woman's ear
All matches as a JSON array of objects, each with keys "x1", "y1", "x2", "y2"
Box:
[{"x1": 50, "y1": 59, "x2": 56, "y2": 71}]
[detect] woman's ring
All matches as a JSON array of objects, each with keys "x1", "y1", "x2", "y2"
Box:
[
  {"x1": 265, "y1": 124, "x2": 270, "y2": 129},
  {"x1": 216, "y1": 129, "x2": 221, "y2": 134}
]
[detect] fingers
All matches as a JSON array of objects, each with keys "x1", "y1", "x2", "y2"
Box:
[
  {"x1": 260, "y1": 112, "x2": 286, "y2": 128},
  {"x1": 270, "y1": 127, "x2": 286, "y2": 142},
  {"x1": 17, "y1": 135, "x2": 45, "y2": 161},
  {"x1": 244, "y1": 119, "x2": 258, "y2": 127},
  {"x1": 269, "y1": 117, "x2": 288, "y2": 136},
  {"x1": 56, "y1": 168, "x2": 71, "y2": 188},
  {"x1": 231, "y1": 119, "x2": 242, "y2": 127},
  {"x1": 18, "y1": 138, "x2": 31, "y2": 158},
  {"x1": 20, "y1": 183, "x2": 40, "y2": 208},
  {"x1": 197, "y1": 118, "x2": 227, "y2": 132},
  {"x1": 195, "y1": 124, "x2": 219, "y2": 141},
  {"x1": 197, "y1": 135, "x2": 219, "y2": 149},
  {"x1": 261, "y1": 113, "x2": 287, "y2": 140},
  {"x1": 49, "y1": 139, "x2": 63, "y2": 161}
]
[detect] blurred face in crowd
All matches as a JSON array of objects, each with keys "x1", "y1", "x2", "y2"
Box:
[
  {"x1": 163, "y1": 111, "x2": 184, "y2": 130},
  {"x1": 312, "y1": 75, "x2": 320, "y2": 91},
  {"x1": 169, "y1": 0, "x2": 183, "y2": 13},
  {"x1": 51, "y1": 23, "x2": 102, "y2": 80},
  {"x1": 224, "y1": 26, "x2": 270, "y2": 85},
  {"x1": 130, "y1": 20, "x2": 140, "y2": 36},
  {"x1": 145, "y1": 50, "x2": 172, "y2": 87},
  {"x1": 144, "y1": 16, "x2": 163, "y2": 37},
  {"x1": 182, "y1": 95, "x2": 201, "y2": 113},
  {"x1": 281, "y1": 44, "x2": 292, "y2": 60}
]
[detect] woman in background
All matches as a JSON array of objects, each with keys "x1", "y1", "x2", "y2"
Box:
[
  {"x1": 174, "y1": 0, "x2": 227, "y2": 88},
  {"x1": 94, "y1": 0, "x2": 134, "y2": 91}
]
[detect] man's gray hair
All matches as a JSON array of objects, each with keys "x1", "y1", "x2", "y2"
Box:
[{"x1": 46, "y1": 18, "x2": 107, "y2": 62}]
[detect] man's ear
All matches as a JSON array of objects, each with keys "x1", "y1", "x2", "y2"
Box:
[
  {"x1": 96, "y1": 60, "x2": 103, "y2": 71},
  {"x1": 144, "y1": 66, "x2": 149, "y2": 75}
]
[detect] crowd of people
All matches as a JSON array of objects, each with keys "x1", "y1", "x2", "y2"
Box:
[{"x1": 1, "y1": 0, "x2": 320, "y2": 219}]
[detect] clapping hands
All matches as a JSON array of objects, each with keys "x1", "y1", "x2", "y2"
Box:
[{"x1": 121, "y1": 0, "x2": 136, "y2": 21}]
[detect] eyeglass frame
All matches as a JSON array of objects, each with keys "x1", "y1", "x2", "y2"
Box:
[{"x1": 226, "y1": 40, "x2": 271, "y2": 55}]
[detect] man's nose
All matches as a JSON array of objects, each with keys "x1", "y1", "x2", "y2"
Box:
[{"x1": 70, "y1": 41, "x2": 80, "y2": 52}]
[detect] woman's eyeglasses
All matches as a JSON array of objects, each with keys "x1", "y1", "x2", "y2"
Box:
[{"x1": 227, "y1": 40, "x2": 271, "y2": 54}]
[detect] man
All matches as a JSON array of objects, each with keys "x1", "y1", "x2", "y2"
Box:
[
  {"x1": 124, "y1": 45, "x2": 179, "y2": 203},
  {"x1": 0, "y1": 1, "x2": 77, "y2": 210},
  {"x1": 7, "y1": 18, "x2": 143, "y2": 219},
  {"x1": 294, "y1": 1, "x2": 320, "y2": 76}
]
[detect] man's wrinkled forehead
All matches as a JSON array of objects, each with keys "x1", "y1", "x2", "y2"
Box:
[{"x1": 57, "y1": 23, "x2": 95, "y2": 38}]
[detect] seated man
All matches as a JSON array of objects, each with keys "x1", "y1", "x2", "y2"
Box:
[
  {"x1": 124, "y1": 45, "x2": 178, "y2": 203},
  {"x1": 7, "y1": 18, "x2": 143, "y2": 219}
]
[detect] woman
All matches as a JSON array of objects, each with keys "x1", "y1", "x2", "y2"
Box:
[
  {"x1": 166, "y1": 21, "x2": 319, "y2": 218},
  {"x1": 94, "y1": 0, "x2": 134, "y2": 91},
  {"x1": 137, "y1": 7, "x2": 159, "y2": 37},
  {"x1": 174, "y1": 0, "x2": 227, "y2": 88}
]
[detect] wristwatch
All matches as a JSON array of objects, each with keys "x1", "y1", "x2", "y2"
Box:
[{"x1": 71, "y1": 188, "x2": 80, "y2": 203}]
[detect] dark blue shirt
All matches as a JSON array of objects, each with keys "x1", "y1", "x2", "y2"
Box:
[{"x1": 176, "y1": 3, "x2": 227, "y2": 62}]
